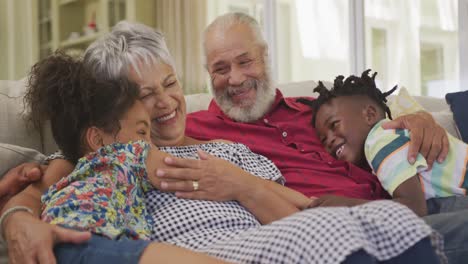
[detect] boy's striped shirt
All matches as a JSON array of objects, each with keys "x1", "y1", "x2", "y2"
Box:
[{"x1": 365, "y1": 119, "x2": 468, "y2": 199}]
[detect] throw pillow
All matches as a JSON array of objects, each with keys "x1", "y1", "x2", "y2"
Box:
[
  {"x1": 446, "y1": 90, "x2": 468, "y2": 143},
  {"x1": 388, "y1": 87, "x2": 425, "y2": 117},
  {"x1": 388, "y1": 87, "x2": 461, "y2": 139}
]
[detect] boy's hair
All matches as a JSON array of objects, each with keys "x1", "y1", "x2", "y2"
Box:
[
  {"x1": 24, "y1": 52, "x2": 140, "y2": 162},
  {"x1": 298, "y1": 69, "x2": 397, "y2": 126}
]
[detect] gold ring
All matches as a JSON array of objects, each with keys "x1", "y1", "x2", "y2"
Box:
[{"x1": 192, "y1": 181, "x2": 199, "y2": 191}]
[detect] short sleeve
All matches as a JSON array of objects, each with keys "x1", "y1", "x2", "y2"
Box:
[
  {"x1": 365, "y1": 123, "x2": 427, "y2": 195},
  {"x1": 233, "y1": 144, "x2": 285, "y2": 185}
]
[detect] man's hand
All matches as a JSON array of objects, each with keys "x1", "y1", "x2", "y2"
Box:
[
  {"x1": 0, "y1": 163, "x2": 46, "y2": 209},
  {"x1": 4, "y1": 212, "x2": 91, "y2": 264},
  {"x1": 155, "y1": 149, "x2": 255, "y2": 201},
  {"x1": 382, "y1": 111, "x2": 449, "y2": 168},
  {"x1": 308, "y1": 195, "x2": 368, "y2": 208}
]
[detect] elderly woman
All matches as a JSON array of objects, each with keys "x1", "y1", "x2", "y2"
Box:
[{"x1": 1, "y1": 22, "x2": 444, "y2": 264}]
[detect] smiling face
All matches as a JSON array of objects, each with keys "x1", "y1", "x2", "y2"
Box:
[
  {"x1": 128, "y1": 62, "x2": 186, "y2": 147},
  {"x1": 101, "y1": 100, "x2": 151, "y2": 145},
  {"x1": 205, "y1": 23, "x2": 275, "y2": 122},
  {"x1": 315, "y1": 97, "x2": 378, "y2": 167}
]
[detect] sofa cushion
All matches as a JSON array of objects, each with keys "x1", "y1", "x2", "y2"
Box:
[
  {"x1": 388, "y1": 87, "x2": 425, "y2": 117},
  {"x1": 446, "y1": 90, "x2": 468, "y2": 143},
  {"x1": 430, "y1": 109, "x2": 462, "y2": 140},
  {"x1": 0, "y1": 143, "x2": 45, "y2": 178},
  {"x1": 185, "y1": 93, "x2": 213, "y2": 114},
  {"x1": 387, "y1": 87, "x2": 461, "y2": 139},
  {"x1": 0, "y1": 79, "x2": 43, "y2": 152}
]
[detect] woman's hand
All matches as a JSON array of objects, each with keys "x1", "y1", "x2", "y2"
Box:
[
  {"x1": 4, "y1": 211, "x2": 91, "y2": 264},
  {"x1": 382, "y1": 111, "x2": 449, "y2": 168},
  {"x1": 154, "y1": 149, "x2": 256, "y2": 201}
]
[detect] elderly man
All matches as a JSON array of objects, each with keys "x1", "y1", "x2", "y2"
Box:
[
  {"x1": 157, "y1": 12, "x2": 445, "y2": 203},
  {"x1": 151, "y1": 13, "x2": 466, "y2": 264}
]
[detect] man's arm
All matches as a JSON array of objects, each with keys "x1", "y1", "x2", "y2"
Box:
[
  {"x1": 226, "y1": 172, "x2": 303, "y2": 224},
  {"x1": 261, "y1": 180, "x2": 313, "y2": 210},
  {"x1": 382, "y1": 111, "x2": 449, "y2": 168},
  {"x1": 391, "y1": 175, "x2": 427, "y2": 216},
  {"x1": 1, "y1": 160, "x2": 90, "y2": 264},
  {"x1": 153, "y1": 149, "x2": 312, "y2": 224},
  {"x1": 307, "y1": 176, "x2": 427, "y2": 216}
]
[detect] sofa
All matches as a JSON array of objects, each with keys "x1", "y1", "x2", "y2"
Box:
[{"x1": 0, "y1": 78, "x2": 463, "y2": 263}]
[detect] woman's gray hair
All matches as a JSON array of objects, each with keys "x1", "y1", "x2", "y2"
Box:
[
  {"x1": 83, "y1": 21, "x2": 175, "y2": 80},
  {"x1": 203, "y1": 12, "x2": 267, "y2": 52}
]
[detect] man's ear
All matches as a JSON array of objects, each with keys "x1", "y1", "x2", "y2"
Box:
[
  {"x1": 362, "y1": 104, "x2": 379, "y2": 125},
  {"x1": 85, "y1": 126, "x2": 105, "y2": 152}
]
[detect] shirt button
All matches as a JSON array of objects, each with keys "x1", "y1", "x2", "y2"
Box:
[
  {"x1": 263, "y1": 118, "x2": 269, "y2": 124},
  {"x1": 282, "y1": 131, "x2": 287, "y2": 138}
]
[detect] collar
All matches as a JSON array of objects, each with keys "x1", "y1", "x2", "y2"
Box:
[{"x1": 208, "y1": 89, "x2": 314, "y2": 120}]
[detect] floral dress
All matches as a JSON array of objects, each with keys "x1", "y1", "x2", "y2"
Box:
[{"x1": 41, "y1": 141, "x2": 154, "y2": 240}]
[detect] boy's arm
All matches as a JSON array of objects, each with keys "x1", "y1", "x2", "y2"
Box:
[{"x1": 391, "y1": 174, "x2": 427, "y2": 216}]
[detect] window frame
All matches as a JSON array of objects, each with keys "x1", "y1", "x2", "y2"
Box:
[{"x1": 262, "y1": 0, "x2": 468, "y2": 92}]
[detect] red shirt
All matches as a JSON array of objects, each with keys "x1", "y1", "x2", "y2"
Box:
[{"x1": 186, "y1": 89, "x2": 390, "y2": 200}]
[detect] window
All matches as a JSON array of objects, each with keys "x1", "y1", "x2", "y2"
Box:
[
  {"x1": 207, "y1": 0, "x2": 264, "y2": 27},
  {"x1": 370, "y1": 28, "x2": 388, "y2": 89},
  {"x1": 364, "y1": 0, "x2": 459, "y2": 96},
  {"x1": 274, "y1": 0, "x2": 350, "y2": 83}
]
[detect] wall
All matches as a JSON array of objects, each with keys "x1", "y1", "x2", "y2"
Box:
[
  {"x1": 0, "y1": 1, "x2": 9, "y2": 80},
  {"x1": 0, "y1": 0, "x2": 38, "y2": 80}
]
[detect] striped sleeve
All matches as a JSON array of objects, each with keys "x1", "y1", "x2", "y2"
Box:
[{"x1": 364, "y1": 122, "x2": 428, "y2": 196}]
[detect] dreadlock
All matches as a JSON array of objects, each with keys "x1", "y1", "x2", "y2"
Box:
[{"x1": 297, "y1": 69, "x2": 397, "y2": 126}]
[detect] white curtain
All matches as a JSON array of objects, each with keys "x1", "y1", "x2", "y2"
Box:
[{"x1": 155, "y1": 0, "x2": 208, "y2": 94}]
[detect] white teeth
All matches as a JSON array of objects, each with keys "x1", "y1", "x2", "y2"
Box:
[
  {"x1": 336, "y1": 145, "x2": 344, "y2": 157},
  {"x1": 156, "y1": 111, "x2": 176, "y2": 122},
  {"x1": 230, "y1": 87, "x2": 251, "y2": 96}
]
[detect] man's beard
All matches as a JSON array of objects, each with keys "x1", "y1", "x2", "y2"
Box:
[{"x1": 213, "y1": 73, "x2": 276, "y2": 123}]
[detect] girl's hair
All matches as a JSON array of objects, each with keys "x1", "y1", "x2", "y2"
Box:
[
  {"x1": 297, "y1": 69, "x2": 397, "y2": 126},
  {"x1": 24, "y1": 52, "x2": 140, "y2": 162}
]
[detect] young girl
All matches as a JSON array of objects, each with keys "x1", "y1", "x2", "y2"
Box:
[{"x1": 24, "y1": 52, "x2": 225, "y2": 264}]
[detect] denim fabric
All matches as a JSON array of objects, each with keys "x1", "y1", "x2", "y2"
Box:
[
  {"x1": 54, "y1": 234, "x2": 150, "y2": 264},
  {"x1": 342, "y1": 238, "x2": 440, "y2": 264},
  {"x1": 426, "y1": 196, "x2": 468, "y2": 215},
  {"x1": 424, "y1": 196, "x2": 468, "y2": 264}
]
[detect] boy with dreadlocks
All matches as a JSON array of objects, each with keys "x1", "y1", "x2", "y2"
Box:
[{"x1": 299, "y1": 69, "x2": 468, "y2": 217}]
